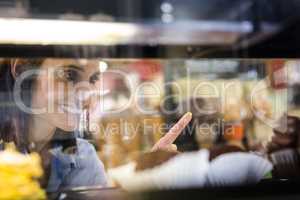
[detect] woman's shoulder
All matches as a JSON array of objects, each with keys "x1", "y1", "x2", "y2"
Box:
[
  {"x1": 49, "y1": 138, "x2": 107, "y2": 190},
  {"x1": 76, "y1": 138, "x2": 95, "y2": 149},
  {"x1": 75, "y1": 138, "x2": 99, "y2": 158},
  {"x1": 51, "y1": 137, "x2": 103, "y2": 171}
]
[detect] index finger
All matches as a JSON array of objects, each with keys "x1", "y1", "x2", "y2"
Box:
[{"x1": 152, "y1": 112, "x2": 192, "y2": 151}]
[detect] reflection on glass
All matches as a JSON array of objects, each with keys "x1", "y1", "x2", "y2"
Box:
[{"x1": 0, "y1": 58, "x2": 300, "y2": 193}]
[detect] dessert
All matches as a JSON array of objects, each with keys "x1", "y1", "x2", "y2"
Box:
[
  {"x1": 209, "y1": 144, "x2": 245, "y2": 161},
  {"x1": 0, "y1": 144, "x2": 45, "y2": 200},
  {"x1": 267, "y1": 115, "x2": 300, "y2": 179},
  {"x1": 135, "y1": 150, "x2": 179, "y2": 171}
]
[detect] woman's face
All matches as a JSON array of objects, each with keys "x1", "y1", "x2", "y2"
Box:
[{"x1": 30, "y1": 59, "x2": 101, "y2": 132}]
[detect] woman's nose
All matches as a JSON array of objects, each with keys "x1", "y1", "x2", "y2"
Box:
[
  {"x1": 75, "y1": 83, "x2": 108, "y2": 110},
  {"x1": 76, "y1": 90, "x2": 94, "y2": 109}
]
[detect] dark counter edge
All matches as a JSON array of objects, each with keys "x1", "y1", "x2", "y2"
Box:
[
  {"x1": 0, "y1": 42, "x2": 299, "y2": 59},
  {"x1": 48, "y1": 180, "x2": 300, "y2": 200}
]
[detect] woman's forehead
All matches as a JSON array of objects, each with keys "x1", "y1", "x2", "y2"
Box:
[{"x1": 42, "y1": 59, "x2": 99, "y2": 68}]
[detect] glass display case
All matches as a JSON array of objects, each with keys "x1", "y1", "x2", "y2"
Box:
[{"x1": 1, "y1": 1, "x2": 300, "y2": 200}]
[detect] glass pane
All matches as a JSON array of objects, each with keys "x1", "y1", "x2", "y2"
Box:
[{"x1": 1, "y1": 58, "x2": 300, "y2": 195}]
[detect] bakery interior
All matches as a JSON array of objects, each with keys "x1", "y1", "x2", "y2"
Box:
[{"x1": 1, "y1": 0, "x2": 300, "y2": 200}]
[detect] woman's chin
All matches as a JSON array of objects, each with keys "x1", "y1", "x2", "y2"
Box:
[
  {"x1": 54, "y1": 114, "x2": 79, "y2": 132},
  {"x1": 59, "y1": 123, "x2": 77, "y2": 132}
]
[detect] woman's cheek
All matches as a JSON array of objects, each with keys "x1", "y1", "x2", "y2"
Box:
[
  {"x1": 52, "y1": 95, "x2": 79, "y2": 131},
  {"x1": 30, "y1": 77, "x2": 49, "y2": 114}
]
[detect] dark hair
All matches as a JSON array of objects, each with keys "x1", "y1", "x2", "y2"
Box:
[{"x1": 0, "y1": 58, "x2": 43, "y2": 151}]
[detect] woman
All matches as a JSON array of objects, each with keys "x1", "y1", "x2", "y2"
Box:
[
  {"x1": 0, "y1": 58, "x2": 192, "y2": 192},
  {"x1": 0, "y1": 58, "x2": 108, "y2": 192}
]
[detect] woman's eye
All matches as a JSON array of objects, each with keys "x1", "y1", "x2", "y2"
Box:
[
  {"x1": 90, "y1": 73, "x2": 100, "y2": 85},
  {"x1": 58, "y1": 69, "x2": 79, "y2": 83},
  {"x1": 65, "y1": 70, "x2": 79, "y2": 83}
]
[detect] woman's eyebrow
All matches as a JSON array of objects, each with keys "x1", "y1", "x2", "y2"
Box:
[
  {"x1": 91, "y1": 72, "x2": 100, "y2": 76},
  {"x1": 90, "y1": 72, "x2": 100, "y2": 79},
  {"x1": 64, "y1": 64, "x2": 85, "y2": 71}
]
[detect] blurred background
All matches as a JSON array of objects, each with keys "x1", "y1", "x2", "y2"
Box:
[{"x1": 1, "y1": 0, "x2": 300, "y2": 171}]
